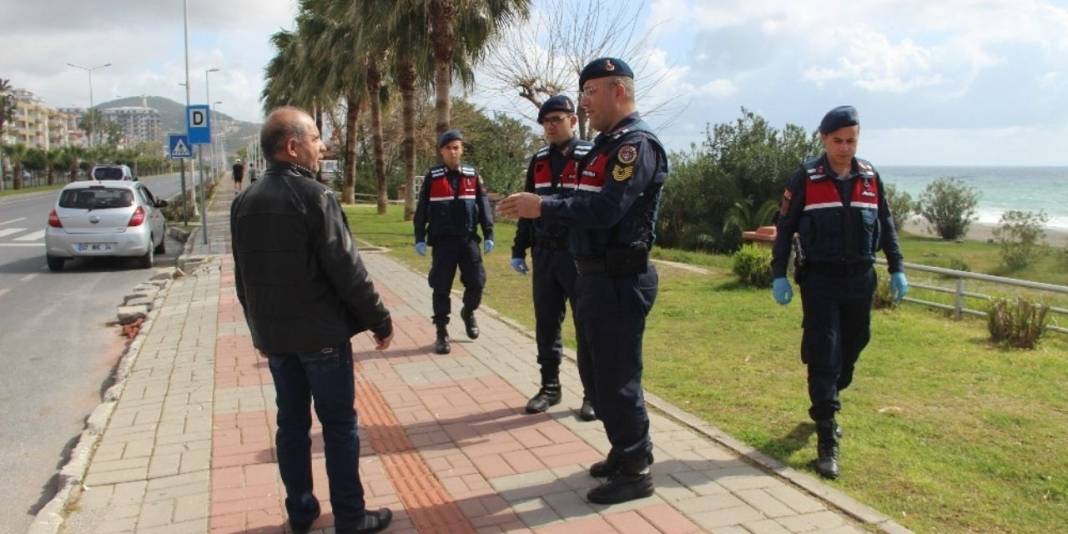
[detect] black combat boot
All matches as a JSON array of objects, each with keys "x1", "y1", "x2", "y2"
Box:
[
  {"x1": 434, "y1": 324, "x2": 451, "y2": 355},
  {"x1": 587, "y1": 454, "x2": 654, "y2": 504},
  {"x1": 815, "y1": 419, "x2": 840, "y2": 479},
  {"x1": 460, "y1": 307, "x2": 479, "y2": 339},
  {"x1": 590, "y1": 452, "x2": 653, "y2": 478},
  {"x1": 525, "y1": 368, "x2": 561, "y2": 414},
  {"x1": 578, "y1": 398, "x2": 597, "y2": 421}
]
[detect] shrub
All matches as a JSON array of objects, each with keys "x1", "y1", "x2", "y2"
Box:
[
  {"x1": 872, "y1": 274, "x2": 898, "y2": 310},
  {"x1": 918, "y1": 177, "x2": 980, "y2": 240},
  {"x1": 732, "y1": 244, "x2": 773, "y2": 287},
  {"x1": 987, "y1": 297, "x2": 1050, "y2": 349},
  {"x1": 883, "y1": 183, "x2": 915, "y2": 233},
  {"x1": 992, "y1": 210, "x2": 1049, "y2": 271}
]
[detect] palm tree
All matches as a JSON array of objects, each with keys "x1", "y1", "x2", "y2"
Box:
[
  {"x1": 0, "y1": 79, "x2": 15, "y2": 191},
  {"x1": 46, "y1": 147, "x2": 66, "y2": 186},
  {"x1": 6, "y1": 143, "x2": 28, "y2": 189},
  {"x1": 424, "y1": 0, "x2": 531, "y2": 134}
]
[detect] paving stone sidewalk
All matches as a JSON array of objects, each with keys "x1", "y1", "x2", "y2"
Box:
[{"x1": 56, "y1": 184, "x2": 909, "y2": 534}]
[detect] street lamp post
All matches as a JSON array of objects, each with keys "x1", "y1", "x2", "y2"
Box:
[
  {"x1": 204, "y1": 67, "x2": 219, "y2": 180},
  {"x1": 66, "y1": 61, "x2": 111, "y2": 147},
  {"x1": 213, "y1": 100, "x2": 223, "y2": 178}
]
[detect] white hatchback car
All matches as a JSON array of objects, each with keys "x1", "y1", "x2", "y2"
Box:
[{"x1": 45, "y1": 180, "x2": 168, "y2": 271}]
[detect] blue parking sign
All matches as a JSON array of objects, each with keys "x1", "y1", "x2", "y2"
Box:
[
  {"x1": 186, "y1": 105, "x2": 211, "y2": 144},
  {"x1": 168, "y1": 133, "x2": 192, "y2": 159}
]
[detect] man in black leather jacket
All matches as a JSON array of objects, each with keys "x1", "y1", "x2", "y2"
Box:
[{"x1": 230, "y1": 107, "x2": 393, "y2": 534}]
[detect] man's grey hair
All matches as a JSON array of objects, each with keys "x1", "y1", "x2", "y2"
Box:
[
  {"x1": 260, "y1": 106, "x2": 309, "y2": 162},
  {"x1": 610, "y1": 76, "x2": 636, "y2": 101}
]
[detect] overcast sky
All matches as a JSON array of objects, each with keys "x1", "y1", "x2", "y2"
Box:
[{"x1": 3, "y1": 0, "x2": 1067, "y2": 165}]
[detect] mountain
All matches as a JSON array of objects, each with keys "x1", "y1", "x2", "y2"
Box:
[{"x1": 96, "y1": 96, "x2": 260, "y2": 157}]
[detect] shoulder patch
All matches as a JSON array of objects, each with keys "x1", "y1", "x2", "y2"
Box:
[
  {"x1": 612, "y1": 164, "x2": 634, "y2": 182},
  {"x1": 617, "y1": 144, "x2": 638, "y2": 165}
]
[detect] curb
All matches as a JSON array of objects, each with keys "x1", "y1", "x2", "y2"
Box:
[
  {"x1": 27, "y1": 269, "x2": 177, "y2": 534},
  {"x1": 434, "y1": 263, "x2": 912, "y2": 533}
]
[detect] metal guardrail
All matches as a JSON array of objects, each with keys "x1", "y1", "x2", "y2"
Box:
[{"x1": 876, "y1": 259, "x2": 1068, "y2": 335}]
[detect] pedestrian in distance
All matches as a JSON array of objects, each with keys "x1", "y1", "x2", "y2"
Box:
[
  {"x1": 413, "y1": 128, "x2": 495, "y2": 355},
  {"x1": 498, "y1": 57, "x2": 669, "y2": 505},
  {"x1": 770, "y1": 105, "x2": 909, "y2": 480},
  {"x1": 232, "y1": 158, "x2": 245, "y2": 193},
  {"x1": 511, "y1": 94, "x2": 597, "y2": 421},
  {"x1": 230, "y1": 106, "x2": 394, "y2": 534}
]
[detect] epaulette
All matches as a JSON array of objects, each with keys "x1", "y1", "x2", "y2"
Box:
[
  {"x1": 534, "y1": 146, "x2": 550, "y2": 159},
  {"x1": 802, "y1": 157, "x2": 827, "y2": 181},
  {"x1": 855, "y1": 158, "x2": 877, "y2": 178},
  {"x1": 460, "y1": 165, "x2": 477, "y2": 176}
]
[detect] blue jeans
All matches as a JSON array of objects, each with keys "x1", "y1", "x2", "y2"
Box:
[{"x1": 267, "y1": 342, "x2": 365, "y2": 528}]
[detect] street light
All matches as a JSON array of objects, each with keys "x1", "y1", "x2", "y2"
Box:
[
  {"x1": 67, "y1": 61, "x2": 112, "y2": 147},
  {"x1": 205, "y1": 67, "x2": 220, "y2": 178},
  {"x1": 213, "y1": 100, "x2": 223, "y2": 176}
]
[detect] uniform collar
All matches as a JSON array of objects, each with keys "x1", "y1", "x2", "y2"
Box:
[
  {"x1": 552, "y1": 136, "x2": 581, "y2": 157},
  {"x1": 820, "y1": 154, "x2": 860, "y2": 181},
  {"x1": 596, "y1": 112, "x2": 642, "y2": 144}
]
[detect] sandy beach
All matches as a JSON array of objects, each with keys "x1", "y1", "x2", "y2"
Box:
[{"x1": 903, "y1": 217, "x2": 1068, "y2": 247}]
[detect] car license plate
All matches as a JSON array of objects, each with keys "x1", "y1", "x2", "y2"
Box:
[{"x1": 78, "y1": 243, "x2": 113, "y2": 252}]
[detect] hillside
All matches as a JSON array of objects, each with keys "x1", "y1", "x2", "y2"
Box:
[{"x1": 97, "y1": 96, "x2": 260, "y2": 156}]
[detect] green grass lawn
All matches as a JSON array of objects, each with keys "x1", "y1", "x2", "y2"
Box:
[{"x1": 345, "y1": 204, "x2": 1068, "y2": 533}]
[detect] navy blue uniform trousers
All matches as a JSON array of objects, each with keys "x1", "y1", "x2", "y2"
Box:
[
  {"x1": 532, "y1": 246, "x2": 594, "y2": 397},
  {"x1": 799, "y1": 267, "x2": 875, "y2": 421},
  {"x1": 429, "y1": 235, "x2": 485, "y2": 325},
  {"x1": 574, "y1": 266, "x2": 658, "y2": 463}
]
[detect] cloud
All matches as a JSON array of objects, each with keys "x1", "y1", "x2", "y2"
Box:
[{"x1": 0, "y1": 0, "x2": 298, "y2": 123}]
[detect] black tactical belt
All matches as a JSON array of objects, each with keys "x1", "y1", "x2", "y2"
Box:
[
  {"x1": 806, "y1": 261, "x2": 873, "y2": 277},
  {"x1": 574, "y1": 248, "x2": 649, "y2": 276}
]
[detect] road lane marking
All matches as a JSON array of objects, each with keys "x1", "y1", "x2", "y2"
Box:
[
  {"x1": 19, "y1": 273, "x2": 38, "y2": 283},
  {"x1": 0, "y1": 243, "x2": 42, "y2": 247},
  {"x1": 0, "y1": 218, "x2": 26, "y2": 226},
  {"x1": 0, "y1": 228, "x2": 27, "y2": 238},
  {"x1": 15, "y1": 230, "x2": 46, "y2": 241}
]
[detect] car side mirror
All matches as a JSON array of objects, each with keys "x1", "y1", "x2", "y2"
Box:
[{"x1": 155, "y1": 199, "x2": 169, "y2": 208}]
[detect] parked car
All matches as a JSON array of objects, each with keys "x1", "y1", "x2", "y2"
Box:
[
  {"x1": 90, "y1": 164, "x2": 135, "y2": 181},
  {"x1": 45, "y1": 180, "x2": 168, "y2": 271}
]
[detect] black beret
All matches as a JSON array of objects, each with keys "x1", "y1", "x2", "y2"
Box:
[
  {"x1": 538, "y1": 95, "x2": 576, "y2": 123},
  {"x1": 579, "y1": 57, "x2": 634, "y2": 89},
  {"x1": 819, "y1": 106, "x2": 860, "y2": 134},
  {"x1": 437, "y1": 128, "x2": 463, "y2": 148}
]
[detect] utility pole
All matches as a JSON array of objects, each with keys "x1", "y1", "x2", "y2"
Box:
[{"x1": 66, "y1": 62, "x2": 111, "y2": 147}]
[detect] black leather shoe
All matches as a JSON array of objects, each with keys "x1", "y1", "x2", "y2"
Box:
[
  {"x1": 434, "y1": 325, "x2": 451, "y2": 354},
  {"x1": 289, "y1": 506, "x2": 320, "y2": 534},
  {"x1": 525, "y1": 382, "x2": 561, "y2": 413},
  {"x1": 578, "y1": 398, "x2": 597, "y2": 421},
  {"x1": 587, "y1": 473, "x2": 654, "y2": 504},
  {"x1": 460, "y1": 308, "x2": 479, "y2": 339},
  {"x1": 336, "y1": 508, "x2": 393, "y2": 534},
  {"x1": 815, "y1": 419, "x2": 840, "y2": 479}
]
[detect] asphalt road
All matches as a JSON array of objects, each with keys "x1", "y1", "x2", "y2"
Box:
[{"x1": 0, "y1": 173, "x2": 192, "y2": 531}]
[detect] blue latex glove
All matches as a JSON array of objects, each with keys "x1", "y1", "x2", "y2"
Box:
[
  {"x1": 484, "y1": 239, "x2": 495, "y2": 254},
  {"x1": 511, "y1": 257, "x2": 529, "y2": 275},
  {"x1": 772, "y1": 277, "x2": 793, "y2": 305},
  {"x1": 890, "y1": 272, "x2": 909, "y2": 302},
  {"x1": 414, "y1": 242, "x2": 427, "y2": 256}
]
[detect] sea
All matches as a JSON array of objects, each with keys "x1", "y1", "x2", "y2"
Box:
[{"x1": 879, "y1": 166, "x2": 1068, "y2": 230}]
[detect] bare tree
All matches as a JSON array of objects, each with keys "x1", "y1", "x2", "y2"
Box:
[{"x1": 481, "y1": 0, "x2": 687, "y2": 138}]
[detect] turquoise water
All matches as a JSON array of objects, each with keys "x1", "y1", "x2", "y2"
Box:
[{"x1": 880, "y1": 166, "x2": 1068, "y2": 230}]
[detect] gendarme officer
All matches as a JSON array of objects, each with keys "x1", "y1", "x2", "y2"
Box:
[
  {"x1": 511, "y1": 95, "x2": 596, "y2": 421},
  {"x1": 499, "y1": 57, "x2": 668, "y2": 505},
  {"x1": 414, "y1": 129, "x2": 494, "y2": 354},
  {"x1": 771, "y1": 105, "x2": 909, "y2": 479}
]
